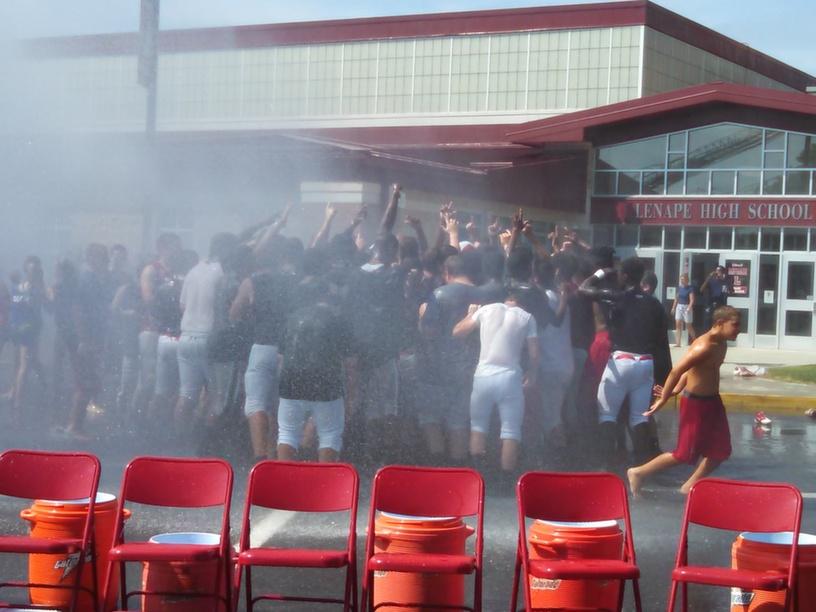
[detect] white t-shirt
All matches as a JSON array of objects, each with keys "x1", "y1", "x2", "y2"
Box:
[
  {"x1": 538, "y1": 289, "x2": 575, "y2": 377},
  {"x1": 472, "y1": 303, "x2": 537, "y2": 377},
  {"x1": 180, "y1": 260, "x2": 224, "y2": 334}
]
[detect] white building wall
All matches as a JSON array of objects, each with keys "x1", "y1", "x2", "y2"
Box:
[{"x1": 642, "y1": 28, "x2": 795, "y2": 96}]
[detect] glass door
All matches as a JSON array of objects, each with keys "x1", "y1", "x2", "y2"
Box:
[
  {"x1": 779, "y1": 254, "x2": 816, "y2": 350},
  {"x1": 754, "y1": 254, "x2": 781, "y2": 349},
  {"x1": 719, "y1": 252, "x2": 758, "y2": 348}
]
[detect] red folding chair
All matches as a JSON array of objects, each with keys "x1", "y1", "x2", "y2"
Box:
[
  {"x1": 0, "y1": 449, "x2": 101, "y2": 612},
  {"x1": 234, "y1": 460, "x2": 359, "y2": 611},
  {"x1": 668, "y1": 478, "x2": 803, "y2": 612},
  {"x1": 510, "y1": 471, "x2": 642, "y2": 612},
  {"x1": 102, "y1": 456, "x2": 233, "y2": 612},
  {"x1": 361, "y1": 465, "x2": 484, "y2": 612}
]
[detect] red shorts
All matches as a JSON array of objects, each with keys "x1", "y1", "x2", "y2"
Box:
[{"x1": 672, "y1": 392, "x2": 732, "y2": 464}]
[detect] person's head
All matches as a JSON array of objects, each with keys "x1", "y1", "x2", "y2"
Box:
[
  {"x1": 712, "y1": 305, "x2": 741, "y2": 340},
  {"x1": 481, "y1": 247, "x2": 504, "y2": 283},
  {"x1": 506, "y1": 247, "x2": 533, "y2": 282},
  {"x1": 328, "y1": 233, "x2": 357, "y2": 267},
  {"x1": 589, "y1": 245, "x2": 615, "y2": 270},
  {"x1": 110, "y1": 244, "x2": 128, "y2": 272},
  {"x1": 23, "y1": 255, "x2": 43, "y2": 282},
  {"x1": 443, "y1": 255, "x2": 468, "y2": 283},
  {"x1": 55, "y1": 258, "x2": 78, "y2": 286},
  {"x1": 620, "y1": 256, "x2": 645, "y2": 288},
  {"x1": 641, "y1": 272, "x2": 658, "y2": 296},
  {"x1": 679, "y1": 273, "x2": 689, "y2": 286},
  {"x1": 85, "y1": 243, "x2": 109, "y2": 274},
  {"x1": 398, "y1": 235, "x2": 419, "y2": 264},
  {"x1": 421, "y1": 248, "x2": 444, "y2": 278},
  {"x1": 208, "y1": 232, "x2": 239, "y2": 263},
  {"x1": 372, "y1": 234, "x2": 399, "y2": 266},
  {"x1": 533, "y1": 257, "x2": 555, "y2": 288},
  {"x1": 156, "y1": 232, "x2": 182, "y2": 262},
  {"x1": 714, "y1": 265, "x2": 726, "y2": 279},
  {"x1": 552, "y1": 252, "x2": 577, "y2": 285}
]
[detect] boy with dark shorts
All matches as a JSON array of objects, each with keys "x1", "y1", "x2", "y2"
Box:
[{"x1": 627, "y1": 305, "x2": 740, "y2": 497}]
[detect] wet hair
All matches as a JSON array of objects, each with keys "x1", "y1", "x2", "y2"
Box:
[
  {"x1": 328, "y1": 233, "x2": 357, "y2": 265},
  {"x1": 533, "y1": 257, "x2": 555, "y2": 288},
  {"x1": 444, "y1": 254, "x2": 468, "y2": 279},
  {"x1": 156, "y1": 232, "x2": 181, "y2": 254},
  {"x1": 55, "y1": 258, "x2": 78, "y2": 286},
  {"x1": 620, "y1": 256, "x2": 645, "y2": 286},
  {"x1": 422, "y1": 248, "x2": 444, "y2": 276},
  {"x1": 398, "y1": 235, "x2": 420, "y2": 263},
  {"x1": 461, "y1": 250, "x2": 483, "y2": 284},
  {"x1": 590, "y1": 245, "x2": 615, "y2": 270},
  {"x1": 713, "y1": 305, "x2": 740, "y2": 325},
  {"x1": 641, "y1": 272, "x2": 658, "y2": 293},
  {"x1": 222, "y1": 243, "x2": 254, "y2": 279},
  {"x1": 481, "y1": 247, "x2": 504, "y2": 282},
  {"x1": 373, "y1": 234, "x2": 399, "y2": 265},
  {"x1": 552, "y1": 252, "x2": 577, "y2": 282},
  {"x1": 506, "y1": 247, "x2": 533, "y2": 282},
  {"x1": 23, "y1": 255, "x2": 42, "y2": 271},
  {"x1": 209, "y1": 232, "x2": 239, "y2": 262}
]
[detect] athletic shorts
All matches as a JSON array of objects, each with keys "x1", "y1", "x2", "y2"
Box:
[
  {"x1": 277, "y1": 397, "x2": 344, "y2": 452},
  {"x1": 243, "y1": 344, "x2": 280, "y2": 416},
  {"x1": 672, "y1": 392, "x2": 732, "y2": 464},
  {"x1": 675, "y1": 303, "x2": 693, "y2": 324},
  {"x1": 154, "y1": 334, "x2": 180, "y2": 397},
  {"x1": 415, "y1": 372, "x2": 472, "y2": 431},
  {"x1": 359, "y1": 359, "x2": 399, "y2": 420},
  {"x1": 470, "y1": 369, "x2": 525, "y2": 441}
]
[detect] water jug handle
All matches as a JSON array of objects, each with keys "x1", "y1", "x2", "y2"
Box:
[
  {"x1": 20, "y1": 509, "x2": 36, "y2": 524},
  {"x1": 465, "y1": 525, "x2": 476, "y2": 537}
]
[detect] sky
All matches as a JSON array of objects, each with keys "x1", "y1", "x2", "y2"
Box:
[{"x1": 1, "y1": 0, "x2": 815, "y2": 76}]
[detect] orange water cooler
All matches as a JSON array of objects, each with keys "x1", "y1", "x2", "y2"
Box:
[
  {"x1": 731, "y1": 531, "x2": 816, "y2": 612},
  {"x1": 21, "y1": 492, "x2": 127, "y2": 612},
  {"x1": 373, "y1": 513, "x2": 474, "y2": 612},
  {"x1": 527, "y1": 519, "x2": 624, "y2": 610},
  {"x1": 141, "y1": 532, "x2": 225, "y2": 612}
]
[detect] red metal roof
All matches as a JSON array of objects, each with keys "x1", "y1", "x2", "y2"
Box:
[
  {"x1": 507, "y1": 82, "x2": 816, "y2": 144},
  {"x1": 25, "y1": 1, "x2": 814, "y2": 92}
]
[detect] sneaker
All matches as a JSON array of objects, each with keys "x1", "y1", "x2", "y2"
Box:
[{"x1": 754, "y1": 411, "x2": 772, "y2": 426}]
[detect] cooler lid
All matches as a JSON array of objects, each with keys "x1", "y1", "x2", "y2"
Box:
[
  {"x1": 536, "y1": 519, "x2": 618, "y2": 529},
  {"x1": 36, "y1": 492, "x2": 116, "y2": 506},
  {"x1": 740, "y1": 531, "x2": 816, "y2": 546},
  {"x1": 380, "y1": 512, "x2": 456, "y2": 522},
  {"x1": 149, "y1": 532, "x2": 221, "y2": 545}
]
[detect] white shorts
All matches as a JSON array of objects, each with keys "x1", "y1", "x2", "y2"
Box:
[
  {"x1": 597, "y1": 352, "x2": 653, "y2": 428},
  {"x1": 277, "y1": 397, "x2": 345, "y2": 452},
  {"x1": 155, "y1": 334, "x2": 180, "y2": 397},
  {"x1": 470, "y1": 369, "x2": 525, "y2": 441},
  {"x1": 243, "y1": 344, "x2": 280, "y2": 417},
  {"x1": 675, "y1": 303, "x2": 693, "y2": 324}
]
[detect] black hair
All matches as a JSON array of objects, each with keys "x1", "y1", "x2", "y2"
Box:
[
  {"x1": 589, "y1": 245, "x2": 615, "y2": 270},
  {"x1": 444, "y1": 254, "x2": 467, "y2": 279},
  {"x1": 621, "y1": 256, "x2": 646, "y2": 286},
  {"x1": 209, "y1": 232, "x2": 239, "y2": 262},
  {"x1": 481, "y1": 247, "x2": 504, "y2": 282},
  {"x1": 373, "y1": 234, "x2": 399, "y2": 265},
  {"x1": 533, "y1": 257, "x2": 555, "y2": 288},
  {"x1": 506, "y1": 247, "x2": 533, "y2": 282}
]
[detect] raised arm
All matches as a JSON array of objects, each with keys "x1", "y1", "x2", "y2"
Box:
[
  {"x1": 521, "y1": 220, "x2": 550, "y2": 260},
  {"x1": 311, "y1": 203, "x2": 337, "y2": 248},
  {"x1": 452, "y1": 304, "x2": 480, "y2": 338},
  {"x1": 578, "y1": 268, "x2": 622, "y2": 301},
  {"x1": 251, "y1": 202, "x2": 293, "y2": 256},
  {"x1": 645, "y1": 343, "x2": 709, "y2": 416},
  {"x1": 404, "y1": 215, "x2": 428, "y2": 254},
  {"x1": 506, "y1": 208, "x2": 524, "y2": 255},
  {"x1": 378, "y1": 183, "x2": 402, "y2": 235}
]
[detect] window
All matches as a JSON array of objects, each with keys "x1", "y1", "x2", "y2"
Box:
[
  {"x1": 639, "y1": 226, "x2": 662, "y2": 247},
  {"x1": 709, "y1": 227, "x2": 733, "y2": 250},
  {"x1": 683, "y1": 227, "x2": 706, "y2": 249},
  {"x1": 615, "y1": 225, "x2": 638, "y2": 247},
  {"x1": 783, "y1": 229, "x2": 808, "y2": 252},
  {"x1": 664, "y1": 227, "x2": 681, "y2": 249},
  {"x1": 734, "y1": 227, "x2": 758, "y2": 250},
  {"x1": 593, "y1": 124, "x2": 816, "y2": 196},
  {"x1": 760, "y1": 228, "x2": 781, "y2": 252}
]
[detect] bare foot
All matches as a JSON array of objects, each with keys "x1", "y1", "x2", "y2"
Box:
[{"x1": 627, "y1": 468, "x2": 643, "y2": 499}]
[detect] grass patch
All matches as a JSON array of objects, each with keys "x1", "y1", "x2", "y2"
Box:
[{"x1": 767, "y1": 364, "x2": 816, "y2": 385}]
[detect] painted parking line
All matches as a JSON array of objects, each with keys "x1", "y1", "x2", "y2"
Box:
[
  {"x1": 802, "y1": 493, "x2": 816, "y2": 500},
  {"x1": 248, "y1": 509, "x2": 297, "y2": 547}
]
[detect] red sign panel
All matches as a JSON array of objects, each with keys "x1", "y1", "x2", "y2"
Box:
[
  {"x1": 591, "y1": 198, "x2": 816, "y2": 226},
  {"x1": 726, "y1": 259, "x2": 750, "y2": 297}
]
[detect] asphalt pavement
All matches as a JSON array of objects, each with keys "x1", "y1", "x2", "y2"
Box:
[{"x1": 0, "y1": 407, "x2": 814, "y2": 611}]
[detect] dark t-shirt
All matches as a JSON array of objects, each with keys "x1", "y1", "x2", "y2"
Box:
[
  {"x1": 677, "y1": 284, "x2": 695, "y2": 305},
  {"x1": 569, "y1": 291, "x2": 595, "y2": 351},
  {"x1": 507, "y1": 281, "x2": 552, "y2": 330},
  {"x1": 706, "y1": 278, "x2": 729, "y2": 307},
  {"x1": 77, "y1": 269, "x2": 115, "y2": 347},
  {"x1": 345, "y1": 264, "x2": 407, "y2": 367},
  {"x1": 420, "y1": 282, "x2": 482, "y2": 380},
  {"x1": 475, "y1": 279, "x2": 506, "y2": 305},
  {"x1": 151, "y1": 274, "x2": 184, "y2": 336},
  {"x1": 279, "y1": 303, "x2": 354, "y2": 402},
  {"x1": 252, "y1": 271, "x2": 296, "y2": 346},
  {"x1": 52, "y1": 280, "x2": 80, "y2": 348}
]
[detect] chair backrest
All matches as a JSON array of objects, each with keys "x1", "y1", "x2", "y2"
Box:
[
  {"x1": 0, "y1": 450, "x2": 100, "y2": 501},
  {"x1": 517, "y1": 472, "x2": 628, "y2": 523},
  {"x1": 685, "y1": 478, "x2": 802, "y2": 534},
  {"x1": 248, "y1": 461, "x2": 358, "y2": 513},
  {"x1": 121, "y1": 456, "x2": 232, "y2": 508},
  {"x1": 373, "y1": 466, "x2": 483, "y2": 518}
]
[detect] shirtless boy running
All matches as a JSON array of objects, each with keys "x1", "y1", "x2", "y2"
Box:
[{"x1": 627, "y1": 305, "x2": 740, "y2": 497}]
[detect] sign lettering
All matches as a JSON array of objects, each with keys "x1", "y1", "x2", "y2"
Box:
[{"x1": 597, "y1": 199, "x2": 816, "y2": 226}]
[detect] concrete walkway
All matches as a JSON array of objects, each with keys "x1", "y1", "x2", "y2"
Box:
[{"x1": 668, "y1": 345, "x2": 816, "y2": 413}]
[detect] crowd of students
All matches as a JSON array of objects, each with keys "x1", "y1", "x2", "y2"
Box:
[{"x1": 0, "y1": 185, "x2": 735, "y2": 486}]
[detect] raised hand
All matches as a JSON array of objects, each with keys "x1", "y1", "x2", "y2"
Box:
[
  {"x1": 487, "y1": 216, "x2": 501, "y2": 236},
  {"x1": 325, "y1": 202, "x2": 337, "y2": 219}
]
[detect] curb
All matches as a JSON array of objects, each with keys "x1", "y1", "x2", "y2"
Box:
[{"x1": 719, "y1": 393, "x2": 816, "y2": 415}]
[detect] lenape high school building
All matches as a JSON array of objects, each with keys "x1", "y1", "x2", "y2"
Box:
[{"x1": 14, "y1": 0, "x2": 816, "y2": 348}]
